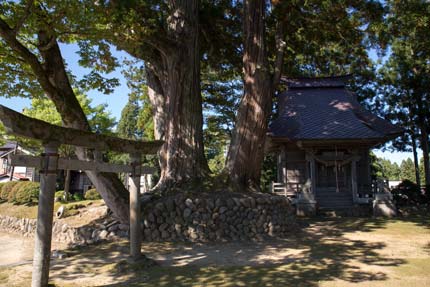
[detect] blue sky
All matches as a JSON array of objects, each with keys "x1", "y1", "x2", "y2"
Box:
[
  {"x1": 0, "y1": 43, "x2": 417, "y2": 165},
  {"x1": 0, "y1": 43, "x2": 131, "y2": 121}
]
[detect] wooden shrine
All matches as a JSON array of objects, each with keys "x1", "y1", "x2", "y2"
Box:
[{"x1": 267, "y1": 76, "x2": 403, "y2": 215}]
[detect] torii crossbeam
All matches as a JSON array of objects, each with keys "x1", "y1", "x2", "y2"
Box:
[{"x1": 0, "y1": 105, "x2": 163, "y2": 287}]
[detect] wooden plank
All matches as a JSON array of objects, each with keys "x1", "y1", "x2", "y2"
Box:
[
  {"x1": 0, "y1": 105, "x2": 163, "y2": 154},
  {"x1": 9, "y1": 154, "x2": 156, "y2": 174}
]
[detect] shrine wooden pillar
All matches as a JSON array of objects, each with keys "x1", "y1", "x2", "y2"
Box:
[
  {"x1": 31, "y1": 143, "x2": 59, "y2": 287},
  {"x1": 129, "y1": 152, "x2": 142, "y2": 261},
  {"x1": 277, "y1": 146, "x2": 287, "y2": 183}
]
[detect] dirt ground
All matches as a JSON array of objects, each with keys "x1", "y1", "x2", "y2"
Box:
[
  {"x1": 0, "y1": 233, "x2": 34, "y2": 267},
  {"x1": 1, "y1": 216, "x2": 430, "y2": 287}
]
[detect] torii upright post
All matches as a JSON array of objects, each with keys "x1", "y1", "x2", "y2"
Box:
[
  {"x1": 31, "y1": 143, "x2": 59, "y2": 287},
  {"x1": 129, "y1": 152, "x2": 142, "y2": 261}
]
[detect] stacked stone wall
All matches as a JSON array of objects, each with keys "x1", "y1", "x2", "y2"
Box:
[{"x1": 141, "y1": 192, "x2": 296, "y2": 242}]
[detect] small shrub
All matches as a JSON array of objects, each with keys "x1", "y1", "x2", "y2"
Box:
[
  {"x1": 2, "y1": 181, "x2": 20, "y2": 202},
  {"x1": 55, "y1": 190, "x2": 66, "y2": 202},
  {"x1": 0, "y1": 182, "x2": 7, "y2": 201},
  {"x1": 72, "y1": 192, "x2": 84, "y2": 201},
  {"x1": 84, "y1": 188, "x2": 101, "y2": 200},
  {"x1": 392, "y1": 180, "x2": 427, "y2": 206},
  {"x1": 13, "y1": 182, "x2": 40, "y2": 205}
]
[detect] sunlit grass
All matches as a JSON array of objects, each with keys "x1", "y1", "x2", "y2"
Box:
[
  {"x1": 2, "y1": 215, "x2": 430, "y2": 287},
  {"x1": 0, "y1": 200, "x2": 103, "y2": 219}
]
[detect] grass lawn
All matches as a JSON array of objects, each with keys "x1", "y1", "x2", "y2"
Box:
[
  {"x1": 0, "y1": 200, "x2": 103, "y2": 219},
  {"x1": 1, "y1": 215, "x2": 429, "y2": 287}
]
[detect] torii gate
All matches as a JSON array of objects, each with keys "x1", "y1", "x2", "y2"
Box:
[{"x1": 0, "y1": 105, "x2": 164, "y2": 287}]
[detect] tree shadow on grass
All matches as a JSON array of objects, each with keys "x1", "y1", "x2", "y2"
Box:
[{"x1": 50, "y1": 217, "x2": 408, "y2": 287}]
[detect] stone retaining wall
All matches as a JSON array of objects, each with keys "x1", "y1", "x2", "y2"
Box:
[
  {"x1": 0, "y1": 215, "x2": 127, "y2": 246},
  {"x1": 0, "y1": 192, "x2": 296, "y2": 245},
  {"x1": 141, "y1": 192, "x2": 296, "y2": 242}
]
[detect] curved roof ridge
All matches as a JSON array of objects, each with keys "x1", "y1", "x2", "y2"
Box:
[{"x1": 280, "y1": 75, "x2": 352, "y2": 89}]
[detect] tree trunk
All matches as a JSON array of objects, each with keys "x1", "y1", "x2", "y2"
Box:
[
  {"x1": 145, "y1": 66, "x2": 166, "y2": 141},
  {"x1": 153, "y1": 0, "x2": 209, "y2": 187},
  {"x1": 225, "y1": 0, "x2": 273, "y2": 191},
  {"x1": 145, "y1": 65, "x2": 167, "y2": 174},
  {"x1": 411, "y1": 133, "x2": 421, "y2": 186},
  {"x1": 36, "y1": 31, "x2": 130, "y2": 223},
  {"x1": 64, "y1": 169, "x2": 71, "y2": 202},
  {"x1": 107, "y1": 1, "x2": 209, "y2": 189},
  {"x1": 414, "y1": 91, "x2": 430, "y2": 187},
  {"x1": 419, "y1": 127, "x2": 430, "y2": 186}
]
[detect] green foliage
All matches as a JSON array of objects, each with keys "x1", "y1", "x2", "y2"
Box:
[
  {"x1": 118, "y1": 62, "x2": 154, "y2": 141},
  {"x1": 23, "y1": 93, "x2": 116, "y2": 134},
  {"x1": 0, "y1": 182, "x2": 8, "y2": 201},
  {"x1": 260, "y1": 155, "x2": 278, "y2": 193},
  {"x1": 73, "y1": 193, "x2": 84, "y2": 201},
  {"x1": 0, "y1": 182, "x2": 6, "y2": 200},
  {"x1": 391, "y1": 180, "x2": 427, "y2": 206},
  {"x1": 0, "y1": 181, "x2": 19, "y2": 202},
  {"x1": 117, "y1": 93, "x2": 141, "y2": 139},
  {"x1": 373, "y1": 157, "x2": 401, "y2": 180},
  {"x1": 84, "y1": 188, "x2": 102, "y2": 200},
  {"x1": 55, "y1": 190, "x2": 65, "y2": 202},
  {"x1": 376, "y1": 0, "x2": 430, "y2": 164},
  {"x1": 0, "y1": 1, "x2": 120, "y2": 100},
  {"x1": 400, "y1": 158, "x2": 417, "y2": 183},
  {"x1": 14, "y1": 182, "x2": 40, "y2": 205}
]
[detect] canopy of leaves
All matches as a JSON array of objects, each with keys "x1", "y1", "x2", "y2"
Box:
[
  {"x1": 23, "y1": 93, "x2": 116, "y2": 134},
  {"x1": 376, "y1": 0, "x2": 430, "y2": 151}
]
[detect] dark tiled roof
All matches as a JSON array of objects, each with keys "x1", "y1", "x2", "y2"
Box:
[
  {"x1": 0, "y1": 141, "x2": 17, "y2": 157},
  {"x1": 281, "y1": 75, "x2": 352, "y2": 89},
  {"x1": 269, "y1": 87, "x2": 403, "y2": 141}
]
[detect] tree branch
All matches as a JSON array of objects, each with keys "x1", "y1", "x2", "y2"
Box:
[
  {"x1": 12, "y1": 0, "x2": 34, "y2": 35},
  {"x1": 272, "y1": 19, "x2": 286, "y2": 87},
  {"x1": 0, "y1": 17, "x2": 56, "y2": 95}
]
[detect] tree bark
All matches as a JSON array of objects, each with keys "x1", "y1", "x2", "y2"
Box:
[
  {"x1": 64, "y1": 169, "x2": 71, "y2": 202},
  {"x1": 145, "y1": 65, "x2": 167, "y2": 174},
  {"x1": 0, "y1": 18, "x2": 130, "y2": 224},
  {"x1": 411, "y1": 132, "x2": 421, "y2": 186},
  {"x1": 225, "y1": 0, "x2": 279, "y2": 191},
  {"x1": 145, "y1": 66, "x2": 166, "y2": 142},
  {"x1": 414, "y1": 91, "x2": 430, "y2": 187},
  {"x1": 110, "y1": 1, "x2": 209, "y2": 189},
  {"x1": 37, "y1": 31, "x2": 130, "y2": 223},
  {"x1": 153, "y1": 1, "x2": 209, "y2": 187},
  {"x1": 419, "y1": 127, "x2": 430, "y2": 186}
]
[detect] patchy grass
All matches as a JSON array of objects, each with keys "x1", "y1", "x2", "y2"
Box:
[
  {"x1": 0, "y1": 202, "x2": 39, "y2": 218},
  {"x1": 0, "y1": 266, "x2": 32, "y2": 287},
  {"x1": 0, "y1": 200, "x2": 103, "y2": 219},
  {"x1": 2, "y1": 215, "x2": 430, "y2": 287}
]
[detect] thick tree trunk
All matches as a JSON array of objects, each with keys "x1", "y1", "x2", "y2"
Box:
[
  {"x1": 415, "y1": 92, "x2": 430, "y2": 187},
  {"x1": 153, "y1": 0, "x2": 209, "y2": 187},
  {"x1": 145, "y1": 66, "x2": 166, "y2": 141},
  {"x1": 225, "y1": 0, "x2": 273, "y2": 191},
  {"x1": 419, "y1": 127, "x2": 430, "y2": 186},
  {"x1": 411, "y1": 133, "x2": 421, "y2": 186},
  {"x1": 145, "y1": 66, "x2": 167, "y2": 174},
  {"x1": 36, "y1": 31, "x2": 130, "y2": 223},
  {"x1": 110, "y1": 1, "x2": 209, "y2": 189}
]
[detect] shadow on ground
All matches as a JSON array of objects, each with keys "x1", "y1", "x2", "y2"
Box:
[{"x1": 45, "y1": 215, "x2": 426, "y2": 287}]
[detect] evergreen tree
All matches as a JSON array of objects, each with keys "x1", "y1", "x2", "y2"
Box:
[
  {"x1": 400, "y1": 158, "x2": 417, "y2": 183},
  {"x1": 378, "y1": 0, "x2": 430, "y2": 187},
  {"x1": 117, "y1": 93, "x2": 141, "y2": 140}
]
